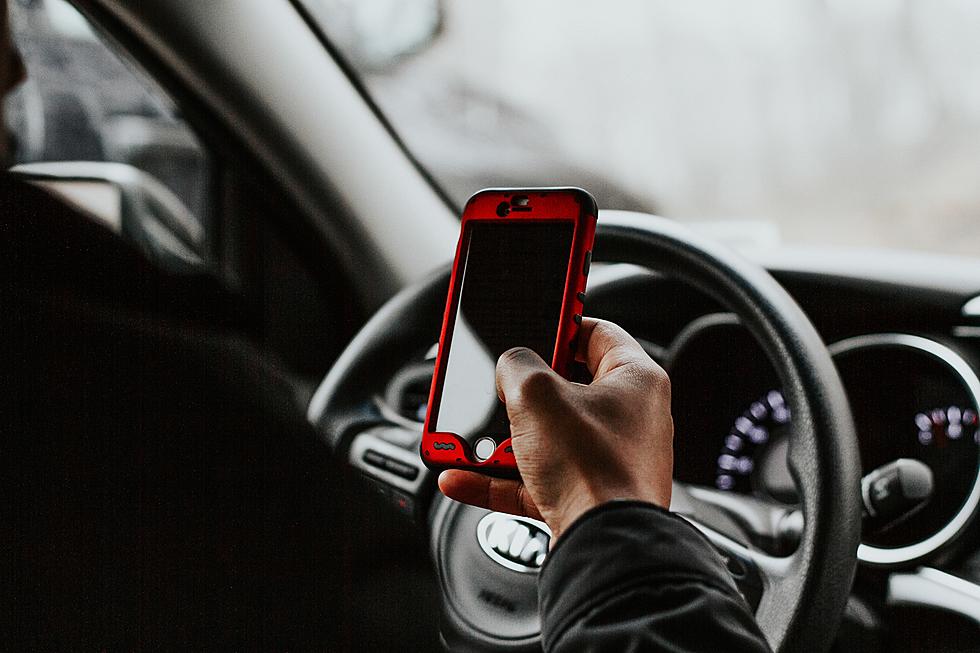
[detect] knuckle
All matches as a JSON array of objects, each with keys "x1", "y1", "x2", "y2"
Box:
[
  {"x1": 634, "y1": 361, "x2": 671, "y2": 396},
  {"x1": 519, "y1": 368, "x2": 559, "y2": 401},
  {"x1": 596, "y1": 320, "x2": 646, "y2": 354},
  {"x1": 514, "y1": 483, "x2": 529, "y2": 512},
  {"x1": 591, "y1": 319, "x2": 615, "y2": 338},
  {"x1": 649, "y1": 363, "x2": 671, "y2": 392}
]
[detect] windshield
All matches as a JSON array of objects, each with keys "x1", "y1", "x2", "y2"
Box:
[{"x1": 307, "y1": 1, "x2": 980, "y2": 256}]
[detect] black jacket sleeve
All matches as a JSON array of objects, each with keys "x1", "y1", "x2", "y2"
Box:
[{"x1": 538, "y1": 501, "x2": 772, "y2": 652}]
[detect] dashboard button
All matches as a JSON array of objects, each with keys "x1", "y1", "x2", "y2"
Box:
[
  {"x1": 363, "y1": 449, "x2": 387, "y2": 470},
  {"x1": 363, "y1": 449, "x2": 420, "y2": 481},
  {"x1": 577, "y1": 291, "x2": 586, "y2": 302},
  {"x1": 385, "y1": 458, "x2": 420, "y2": 481}
]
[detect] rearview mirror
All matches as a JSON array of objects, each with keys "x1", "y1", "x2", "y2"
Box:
[{"x1": 305, "y1": 0, "x2": 442, "y2": 71}]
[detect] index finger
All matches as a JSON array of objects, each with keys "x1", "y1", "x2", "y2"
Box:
[
  {"x1": 438, "y1": 470, "x2": 543, "y2": 521},
  {"x1": 576, "y1": 318, "x2": 652, "y2": 379}
]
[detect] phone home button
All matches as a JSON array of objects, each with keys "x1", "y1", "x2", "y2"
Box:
[{"x1": 473, "y1": 437, "x2": 496, "y2": 462}]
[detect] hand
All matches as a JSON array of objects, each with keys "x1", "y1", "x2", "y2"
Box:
[{"x1": 439, "y1": 318, "x2": 673, "y2": 542}]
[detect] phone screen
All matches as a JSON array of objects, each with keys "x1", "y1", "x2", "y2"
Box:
[{"x1": 433, "y1": 220, "x2": 574, "y2": 445}]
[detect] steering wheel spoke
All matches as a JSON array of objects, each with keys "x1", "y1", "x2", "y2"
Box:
[
  {"x1": 672, "y1": 481, "x2": 804, "y2": 555},
  {"x1": 672, "y1": 481, "x2": 801, "y2": 612},
  {"x1": 683, "y1": 513, "x2": 793, "y2": 612}
]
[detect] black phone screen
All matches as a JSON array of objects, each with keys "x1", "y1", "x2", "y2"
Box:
[{"x1": 433, "y1": 220, "x2": 574, "y2": 446}]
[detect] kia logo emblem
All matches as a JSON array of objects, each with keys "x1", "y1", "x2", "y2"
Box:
[{"x1": 476, "y1": 512, "x2": 551, "y2": 573}]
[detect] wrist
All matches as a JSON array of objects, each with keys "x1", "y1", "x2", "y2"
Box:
[
  {"x1": 549, "y1": 484, "x2": 670, "y2": 543},
  {"x1": 547, "y1": 496, "x2": 601, "y2": 544}
]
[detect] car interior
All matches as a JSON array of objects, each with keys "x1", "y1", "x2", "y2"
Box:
[{"x1": 3, "y1": 1, "x2": 979, "y2": 651}]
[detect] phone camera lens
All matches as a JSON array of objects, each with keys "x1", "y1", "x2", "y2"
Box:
[{"x1": 496, "y1": 202, "x2": 510, "y2": 217}]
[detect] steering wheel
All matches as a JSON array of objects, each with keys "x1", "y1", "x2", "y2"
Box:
[{"x1": 308, "y1": 211, "x2": 862, "y2": 652}]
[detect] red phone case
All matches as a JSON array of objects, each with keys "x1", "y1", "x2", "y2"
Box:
[{"x1": 421, "y1": 188, "x2": 597, "y2": 476}]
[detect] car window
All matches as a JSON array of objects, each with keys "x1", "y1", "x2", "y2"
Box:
[
  {"x1": 307, "y1": 1, "x2": 980, "y2": 257},
  {"x1": 5, "y1": 0, "x2": 211, "y2": 239}
]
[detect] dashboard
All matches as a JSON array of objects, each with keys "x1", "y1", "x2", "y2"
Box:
[{"x1": 371, "y1": 250, "x2": 980, "y2": 646}]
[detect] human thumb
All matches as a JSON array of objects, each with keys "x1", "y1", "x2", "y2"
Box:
[{"x1": 494, "y1": 347, "x2": 562, "y2": 412}]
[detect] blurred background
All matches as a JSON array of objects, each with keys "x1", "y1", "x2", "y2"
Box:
[
  {"x1": 8, "y1": 0, "x2": 980, "y2": 255},
  {"x1": 312, "y1": 0, "x2": 980, "y2": 255}
]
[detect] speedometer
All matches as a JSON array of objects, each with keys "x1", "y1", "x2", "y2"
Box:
[
  {"x1": 714, "y1": 389, "x2": 792, "y2": 498},
  {"x1": 914, "y1": 406, "x2": 979, "y2": 446}
]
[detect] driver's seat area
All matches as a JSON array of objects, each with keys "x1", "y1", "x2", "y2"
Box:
[{"x1": 0, "y1": 175, "x2": 424, "y2": 649}]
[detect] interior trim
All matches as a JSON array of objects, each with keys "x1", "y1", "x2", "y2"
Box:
[
  {"x1": 887, "y1": 567, "x2": 980, "y2": 624},
  {"x1": 962, "y1": 295, "x2": 980, "y2": 318},
  {"x1": 285, "y1": 0, "x2": 458, "y2": 213},
  {"x1": 84, "y1": 0, "x2": 458, "y2": 308}
]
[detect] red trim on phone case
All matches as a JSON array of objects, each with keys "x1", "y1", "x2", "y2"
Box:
[{"x1": 420, "y1": 188, "x2": 597, "y2": 476}]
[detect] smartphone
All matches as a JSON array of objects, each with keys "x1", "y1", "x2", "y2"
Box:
[{"x1": 421, "y1": 188, "x2": 597, "y2": 476}]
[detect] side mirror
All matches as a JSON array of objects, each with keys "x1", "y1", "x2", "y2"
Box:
[{"x1": 10, "y1": 160, "x2": 204, "y2": 273}]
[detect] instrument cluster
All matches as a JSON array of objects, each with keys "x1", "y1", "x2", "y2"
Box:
[{"x1": 669, "y1": 316, "x2": 980, "y2": 566}]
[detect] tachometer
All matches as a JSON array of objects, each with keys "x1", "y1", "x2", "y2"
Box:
[
  {"x1": 830, "y1": 334, "x2": 980, "y2": 565},
  {"x1": 914, "y1": 406, "x2": 979, "y2": 446}
]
